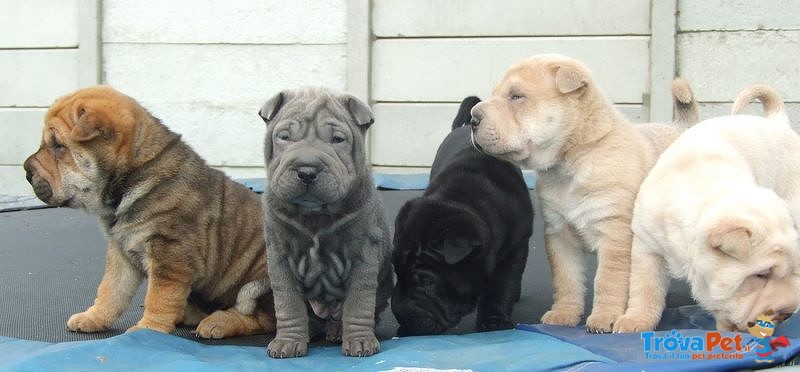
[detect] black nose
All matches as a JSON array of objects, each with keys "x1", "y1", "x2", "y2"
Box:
[
  {"x1": 470, "y1": 116, "x2": 481, "y2": 129},
  {"x1": 23, "y1": 159, "x2": 34, "y2": 184},
  {"x1": 296, "y1": 167, "x2": 318, "y2": 185}
]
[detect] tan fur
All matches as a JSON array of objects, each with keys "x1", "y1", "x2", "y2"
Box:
[
  {"x1": 672, "y1": 78, "x2": 700, "y2": 126},
  {"x1": 616, "y1": 85, "x2": 800, "y2": 332},
  {"x1": 24, "y1": 86, "x2": 276, "y2": 338},
  {"x1": 470, "y1": 54, "x2": 694, "y2": 332}
]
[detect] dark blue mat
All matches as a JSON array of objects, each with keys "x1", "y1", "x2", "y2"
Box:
[{"x1": 238, "y1": 172, "x2": 537, "y2": 192}]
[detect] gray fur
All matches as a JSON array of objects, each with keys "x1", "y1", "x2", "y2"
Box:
[{"x1": 259, "y1": 87, "x2": 393, "y2": 358}]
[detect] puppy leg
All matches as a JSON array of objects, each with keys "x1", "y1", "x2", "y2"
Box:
[
  {"x1": 476, "y1": 240, "x2": 528, "y2": 331},
  {"x1": 613, "y1": 235, "x2": 668, "y2": 332},
  {"x1": 341, "y1": 260, "x2": 380, "y2": 357},
  {"x1": 68, "y1": 243, "x2": 143, "y2": 332},
  {"x1": 586, "y1": 218, "x2": 632, "y2": 333},
  {"x1": 541, "y1": 225, "x2": 586, "y2": 327},
  {"x1": 195, "y1": 308, "x2": 277, "y2": 339},
  {"x1": 267, "y1": 250, "x2": 311, "y2": 358},
  {"x1": 128, "y1": 240, "x2": 193, "y2": 333}
]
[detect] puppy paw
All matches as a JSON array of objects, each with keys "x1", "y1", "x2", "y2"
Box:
[
  {"x1": 194, "y1": 311, "x2": 239, "y2": 339},
  {"x1": 342, "y1": 334, "x2": 380, "y2": 357},
  {"x1": 541, "y1": 309, "x2": 581, "y2": 327},
  {"x1": 477, "y1": 319, "x2": 514, "y2": 332},
  {"x1": 126, "y1": 319, "x2": 174, "y2": 334},
  {"x1": 612, "y1": 314, "x2": 656, "y2": 333},
  {"x1": 67, "y1": 311, "x2": 110, "y2": 333},
  {"x1": 267, "y1": 338, "x2": 308, "y2": 358},
  {"x1": 585, "y1": 310, "x2": 622, "y2": 333},
  {"x1": 326, "y1": 320, "x2": 343, "y2": 343}
]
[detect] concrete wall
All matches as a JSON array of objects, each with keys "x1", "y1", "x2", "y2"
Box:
[
  {"x1": 0, "y1": 0, "x2": 83, "y2": 196},
  {"x1": 102, "y1": 0, "x2": 348, "y2": 179},
  {"x1": 2, "y1": 0, "x2": 799, "y2": 196}
]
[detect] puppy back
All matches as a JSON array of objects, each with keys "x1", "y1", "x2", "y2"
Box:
[{"x1": 732, "y1": 84, "x2": 789, "y2": 123}]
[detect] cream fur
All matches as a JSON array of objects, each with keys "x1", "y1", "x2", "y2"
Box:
[
  {"x1": 616, "y1": 85, "x2": 800, "y2": 332},
  {"x1": 471, "y1": 54, "x2": 696, "y2": 332}
]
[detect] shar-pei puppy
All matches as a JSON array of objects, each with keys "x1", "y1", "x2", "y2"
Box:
[
  {"x1": 23, "y1": 86, "x2": 276, "y2": 338},
  {"x1": 258, "y1": 87, "x2": 393, "y2": 358},
  {"x1": 392, "y1": 96, "x2": 533, "y2": 336},
  {"x1": 469, "y1": 54, "x2": 698, "y2": 332},
  {"x1": 615, "y1": 85, "x2": 800, "y2": 332}
]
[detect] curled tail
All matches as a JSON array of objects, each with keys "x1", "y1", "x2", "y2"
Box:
[
  {"x1": 672, "y1": 78, "x2": 699, "y2": 127},
  {"x1": 732, "y1": 84, "x2": 788, "y2": 123},
  {"x1": 452, "y1": 96, "x2": 481, "y2": 130}
]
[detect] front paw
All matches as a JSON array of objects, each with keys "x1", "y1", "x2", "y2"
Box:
[
  {"x1": 541, "y1": 309, "x2": 581, "y2": 327},
  {"x1": 126, "y1": 319, "x2": 175, "y2": 334},
  {"x1": 67, "y1": 310, "x2": 110, "y2": 333},
  {"x1": 342, "y1": 334, "x2": 380, "y2": 357},
  {"x1": 586, "y1": 309, "x2": 623, "y2": 333},
  {"x1": 477, "y1": 319, "x2": 514, "y2": 332},
  {"x1": 612, "y1": 313, "x2": 657, "y2": 333},
  {"x1": 267, "y1": 338, "x2": 308, "y2": 358}
]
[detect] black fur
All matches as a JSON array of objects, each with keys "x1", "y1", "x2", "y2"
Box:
[{"x1": 391, "y1": 96, "x2": 534, "y2": 336}]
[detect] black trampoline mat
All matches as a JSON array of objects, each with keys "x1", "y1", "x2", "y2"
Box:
[{"x1": 0, "y1": 190, "x2": 693, "y2": 347}]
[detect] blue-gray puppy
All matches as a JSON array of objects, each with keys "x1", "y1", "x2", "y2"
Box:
[{"x1": 258, "y1": 87, "x2": 393, "y2": 358}]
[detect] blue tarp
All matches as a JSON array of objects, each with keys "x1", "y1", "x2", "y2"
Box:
[
  {"x1": 0, "y1": 329, "x2": 609, "y2": 371},
  {"x1": 2, "y1": 319, "x2": 798, "y2": 371}
]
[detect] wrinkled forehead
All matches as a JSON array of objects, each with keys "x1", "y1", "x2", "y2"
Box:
[
  {"x1": 279, "y1": 91, "x2": 353, "y2": 125},
  {"x1": 493, "y1": 63, "x2": 552, "y2": 95},
  {"x1": 42, "y1": 95, "x2": 78, "y2": 141}
]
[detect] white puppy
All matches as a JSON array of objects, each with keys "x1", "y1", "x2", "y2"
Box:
[{"x1": 615, "y1": 85, "x2": 800, "y2": 332}]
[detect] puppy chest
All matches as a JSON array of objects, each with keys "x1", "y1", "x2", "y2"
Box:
[{"x1": 287, "y1": 241, "x2": 352, "y2": 303}]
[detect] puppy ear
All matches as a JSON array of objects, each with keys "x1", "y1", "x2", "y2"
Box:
[
  {"x1": 344, "y1": 95, "x2": 374, "y2": 129},
  {"x1": 452, "y1": 96, "x2": 481, "y2": 130},
  {"x1": 706, "y1": 219, "x2": 755, "y2": 261},
  {"x1": 259, "y1": 92, "x2": 285, "y2": 124},
  {"x1": 554, "y1": 64, "x2": 588, "y2": 94},
  {"x1": 441, "y1": 236, "x2": 479, "y2": 265},
  {"x1": 71, "y1": 106, "x2": 106, "y2": 142}
]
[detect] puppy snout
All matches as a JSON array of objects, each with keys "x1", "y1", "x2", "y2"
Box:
[
  {"x1": 23, "y1": 157, "x2": 34, "y2": 184},
  {"x1": 296, "y1": 166, "x2": 318, "y2": 185}
]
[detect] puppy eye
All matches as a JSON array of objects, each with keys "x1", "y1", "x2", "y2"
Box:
[
  {"x1": 51, "y1": 143, "x2": 65, "y2": 157},
  {"x1": 509, "y1": 94, "x2": 524, "y2": 101},
  {"x1": 331, "y1": 134, "x2": 346, "y2": 144},
  {"x1": 276, "y1": 130, "x2": 291, "y2": 141},
  {"x1": 755, "y1": 269, "x2": 771, "y2": 279}
]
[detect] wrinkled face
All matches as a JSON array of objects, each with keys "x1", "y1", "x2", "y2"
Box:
[
  {"x1": 391, "y1": 198, "x2": 487, "y2": 336},
  {"x1": 470, "y1": 54, "x2": 590, "y2": 171},
  {"x1": 23, "y1": 86, "x2": 139, "y2": 212},
  {"x1": 692, "y1": 196, "x2": 800, "y2": 332},
  {"x1": 261, "y1": 89, "x2": 371, "y2": 214}
]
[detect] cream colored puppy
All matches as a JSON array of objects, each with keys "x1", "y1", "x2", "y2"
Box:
[
  {"x1": 470, "y1": 54, "x2": 697, "y2": 332},
  {"x1": 615, "y1": 85, "x2": 800, "y2": 333}
]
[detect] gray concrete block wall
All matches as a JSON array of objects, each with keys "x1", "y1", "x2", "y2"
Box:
[{"x1": 2, "y1": 0, "x2": 799, "y2": 194}]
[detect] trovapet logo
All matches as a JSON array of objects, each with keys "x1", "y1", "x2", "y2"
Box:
[
  {"x1": 641, "y1": 310, "x2": 791, "y2": 363},
  {"x1": 641, "y1": 330, "x2": 747, "y2": 361}
]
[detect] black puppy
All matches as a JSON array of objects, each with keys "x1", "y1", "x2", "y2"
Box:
[{"x1": 391, "y1": 96, "x2": 534, "y2": 336}]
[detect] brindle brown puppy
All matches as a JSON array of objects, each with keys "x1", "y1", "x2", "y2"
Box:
[{"x1": 23, "y1": 86, "x2": 276, "y2": 339}]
